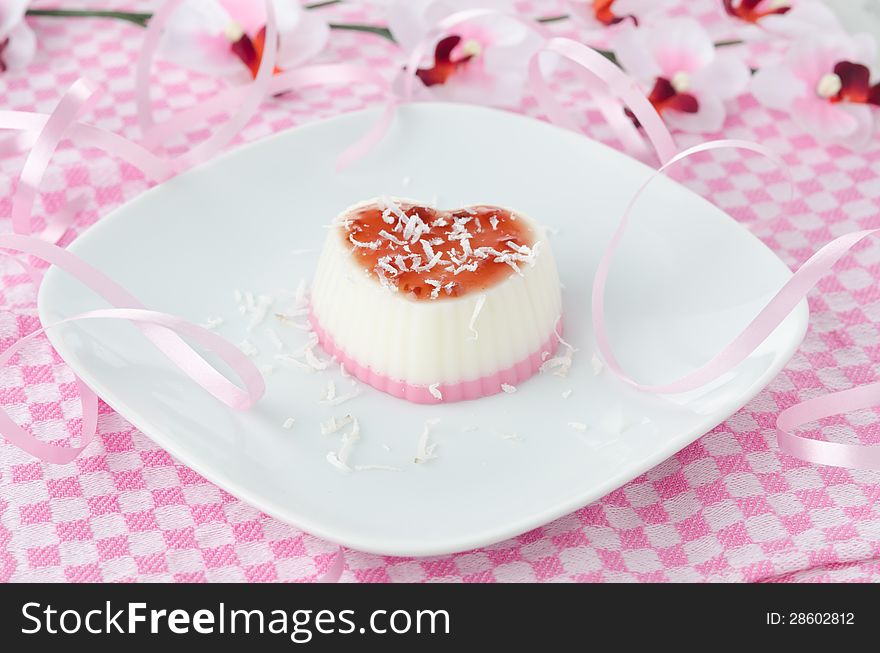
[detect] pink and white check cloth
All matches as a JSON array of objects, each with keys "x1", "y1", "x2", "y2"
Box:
[{"x1": 2, "y1": 1, "x2": 880, "y2": 583}]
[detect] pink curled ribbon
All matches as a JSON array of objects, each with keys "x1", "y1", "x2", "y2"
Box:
[
  {"x1": 575, "y1": 126, "x2": 880, "y2": 467},
  {"x1": 590, "y1": 146, "x2": 880, "y2": 467},
  {"x1": 528, "y1": 38, "x2": 678, "y2": 165},
  {"x1": 521, "y1": 38, "x2": 880, "y2": 470},
  {"x1": 0, "y1": 235, "x2": 264, "y2": 465}
]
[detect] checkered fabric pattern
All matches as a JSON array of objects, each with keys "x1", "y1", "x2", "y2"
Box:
[{"x1": 2, "y1": 1, "x2": 880, "y2": 583}]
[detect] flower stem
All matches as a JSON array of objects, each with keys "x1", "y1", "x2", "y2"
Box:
[
  {"x1": 305, "y1": 0, "x2": 344, "y2": 8},
  {"x1": 25, "y1": 9, "x2": 151, "y2": 28},
  {"x1": 328, "y1": 23, "x2": 395, "y2": 42},
  {"x1": 537, "y1": 14, "x2": 570, "y2": 24}
]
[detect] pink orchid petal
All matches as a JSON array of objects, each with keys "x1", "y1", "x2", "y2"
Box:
[
  {"x1": 834, "y1": 104, "x2": 875, "y2": 150},
  {"x1": 690, "y1": 51, "x2": 751, "y2": 101},
  {"x1": 387, "y1": 0, "x2": 434, "y2": 52},
  {"x1": 389, "y1": 0, "x2": 517, "y2": 52},
  {"x1": 791, "y1": 95, "x2": 858, "y2": 140},
  {"x1": 751, "y1": 64, "x2": 807, "y2": 111},
  {"x1": 759, "y1": 2, "x2": 842, "y2": 39},
  {"x1": 790, "y1": 96, "x2": 876, "y2": 150},
  {"x1": 427, "y1": 66, "x2": 526, "y2": 107},
  {"x1": 646, "y1": 18, "x2": 715, "y2": 78},
  {"x1": 852, "y1": 32, "x2": 878, "y2": 67},
  {"x1": 663, "y1": 93, "x2": 726, "y2": 134},
  {"x1": 788, "y1": 32, "x2": 862, "y2": 87},
  {"x1": 219, "y1": 0, "x2": 305, "y2": 36},
  {"x1": 277, "y1": 9, "x2": 330, "y2": 69},
  {"x1": 612, "y1": 26, "x2": 662, "y2": 82},
  {"x1": 0, "y1": 0, "x2": 29, "y2": 40},
  {"x1": 1, "y1": 21, "x2": 36, "y2": 71},
  {"x1": 159, "y1": 0, "x2": 240, "y2": 75},
  {"x1": 482, "y1": 26, "x2": 544, "y2": 71}
]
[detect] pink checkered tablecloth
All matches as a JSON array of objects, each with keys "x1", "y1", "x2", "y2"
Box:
[{"x1": 2, "y1": 0, "x2": 880, "y2": 583}]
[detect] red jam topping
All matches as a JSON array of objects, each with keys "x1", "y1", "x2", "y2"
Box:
[{"x1": 340, "y1": 201, "x2": 538, "y2": 301}]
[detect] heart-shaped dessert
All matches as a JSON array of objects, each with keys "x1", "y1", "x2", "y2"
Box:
[{"x1": 309, "y1": 198, "x2": 563, "y2": 403}]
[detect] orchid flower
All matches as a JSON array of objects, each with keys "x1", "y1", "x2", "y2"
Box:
[
  {"x1": 751, "y1": 32, "x2": 879, "y2": 149},
  {"x1": 0, "y1": 0, "x2": 36, "y2": 73},
  {"x1": 159, "y1": 0, "x2": 328, "y2": 80},
  {"x1": 722, "y1": 0, "x2": 844, "y2": 40},
  {"x1": 565, "y1": 0, "x2": 670, "y2": 31},
  {"x1": 387, "y1": 0, "x2": 544, "y2": 107},
  {"x1": 613, "y1": 18, "x2": 751, "y2": 133}
]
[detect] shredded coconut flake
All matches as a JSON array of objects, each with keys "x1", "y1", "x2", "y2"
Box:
[
  {"x1": 294, "y1": 279, "x2": 308, "y2": 307},
  {"x1": 467, "y1": 294, "x2": 486, "y2": 341},
  {"x1": 282, "y1": 417, "x2": 296, "y2": 430},
  {"x1": 425, "y1": 279, "x2": 443, "y2": 299},
  {"x1": 201, "y1": 316, "x2": 224, "y2": 330},
  {"x1": 337, "y1": 418, "x2": 360, "y2": 464},
  {"x1": 562, "y1": 389, "x2": 573, "y2": 400},
  {"x1": 353, "y1": 464, "x2": 402, "y2": 472},
  {"x1": 326, "y1": 452, "x2": 351, "y2": 473},
  {"x1": 501, "y1": 384, "x2": 517, "y2": 394},
  {"x1": 379, "y1": 229, "x2": 407, "y2": 245},
  {"x1": 320, "y1": 388, "x2": 363, "y2": 406},
  {"x1": 322, "y1": 380, "x2": 337, "y2": 402},
  {"x1": 276, "y1": 354, "x2": 314, "y2": 372},
  {"x1": 428, "y1": 383, "x2": 443, "y2": 400},
  {"x1": 568, "y1": 422, "x2": 588, "y2": 432},
  {"x1": 349, "y1": 234, "x2": 382, "y2": 250},
  {"x1": 239, "y1": 340, "x2": 259, "y2": 358},
  {"x1": 247, "y1": 295, "x2": 273, "y2": 330},
  {"x1": 320, "y1": 414, "x2": 352, "y2": 436},
  {"x1": 414, "y1": 418, "x2": 440, "y2": 464},
  {"x1": 326, "y1": 418, "x2": 361, "y2": 473},
  {"x1": 591, "y1": 354, "x2": 604, "y2": 375},
  {"x1": 554, "y1": 322, "x2": 577, "y2": 353},
  {"x1": 304, "y1": 347, "x2": 329, "y2": 371},
  {"x1": 266, "y1": 328, "x2": 284, "y2": 351}
]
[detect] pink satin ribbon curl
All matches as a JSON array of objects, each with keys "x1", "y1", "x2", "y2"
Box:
[{"x1": 529, "y1": 39, "x2": 880, "y2": 470}]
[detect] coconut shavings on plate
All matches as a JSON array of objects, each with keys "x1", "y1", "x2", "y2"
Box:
[{"x1": 414, "y1": 419, "x2": 441, "y2": 464}]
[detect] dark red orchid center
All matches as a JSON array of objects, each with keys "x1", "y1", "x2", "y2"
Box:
[
  {"x1": 0, "y1": 38, "x2": 10, "y2": 73},
  {"x1": 593, "y1": 0, "x2": 638, "y2": 27},
  {"x1": 416, "y1": 35, "x2": 476, "y2": 87},
  {"x1": 647, "y1": 76, "x2": 699, "y2": 114},
  {"x1": 229, "y1": 26, "x2": 282, "y2": 79},
  {"x1": 824, "y1": 61, "x2": 880, "y2": 106},
  {"x1": 626, "y1": 76, "x2": 699, "y2": 127},
  {"x1": 723, "y1": 0, "x2": 791, "y2": 24}
]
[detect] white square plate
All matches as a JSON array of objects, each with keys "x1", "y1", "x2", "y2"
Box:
[{"x1": 38, "y1": 103, "x2": 807, "y2": 556}]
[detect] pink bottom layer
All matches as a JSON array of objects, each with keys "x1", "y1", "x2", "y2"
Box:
[{"x1": 309, "y1": 307, "x2": 561, "y2": 404}]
